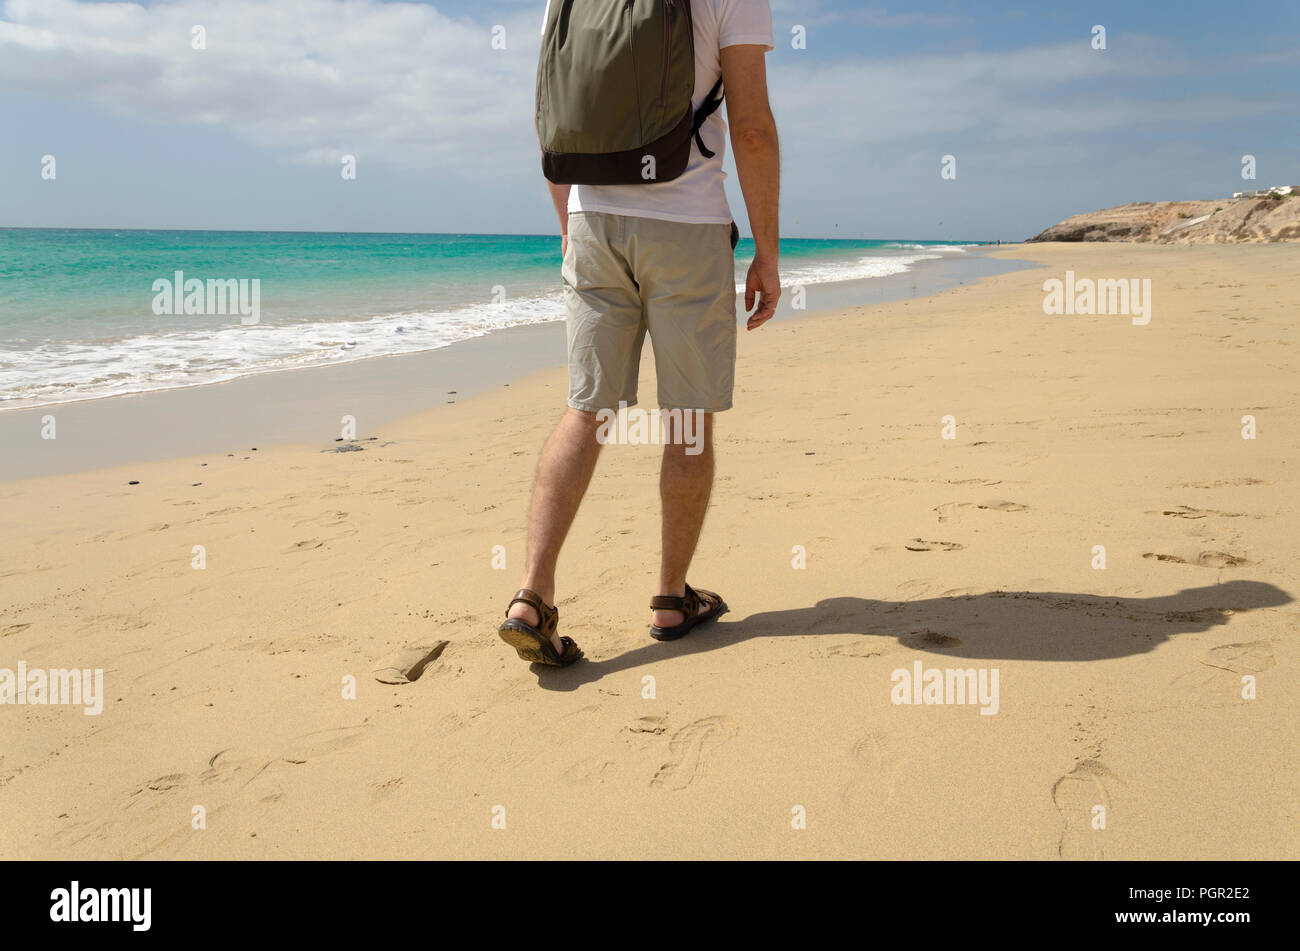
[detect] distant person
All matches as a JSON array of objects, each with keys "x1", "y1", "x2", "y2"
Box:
[{"x1": 499, "y1": 0, "x2": 780, "y2": 666}]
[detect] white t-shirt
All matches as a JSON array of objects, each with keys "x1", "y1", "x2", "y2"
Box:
[{"x1": 540, "y1": 0, "x2": 774, "y2": 225}]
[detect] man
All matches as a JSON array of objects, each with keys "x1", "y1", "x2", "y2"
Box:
[{"x1": 499, "y1": 0, "x2": 780, "y2": 666}]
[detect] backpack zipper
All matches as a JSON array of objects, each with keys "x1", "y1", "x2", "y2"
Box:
[
  {"x1": 625, "y1": 0, "x2": 645, "y2": 142},
  {"x1": 657, "y1": 0, "x2": 673, "y2": 110}
]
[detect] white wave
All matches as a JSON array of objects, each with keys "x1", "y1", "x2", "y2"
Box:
[
  {"x1": 736, "y1": 252, "x2": 944, "y2": 293},
  {"x1": 880, "y1": 243, "x2": 972, "y2": 252},
  {"x1": 0, "y1": 293, "x2": 566, "y2": 410},
  {"x1": 2, "y1": 245, "x2": 980, "y2": 410}
]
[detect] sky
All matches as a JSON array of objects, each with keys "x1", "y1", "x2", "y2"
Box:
[{"x1": 1, "y1": 0, "x2": 1297, "y2": 241}]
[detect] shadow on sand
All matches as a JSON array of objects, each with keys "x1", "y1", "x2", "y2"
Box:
[{"x1": 533, "y1": 579, "x2": 1292, "y2": 690}]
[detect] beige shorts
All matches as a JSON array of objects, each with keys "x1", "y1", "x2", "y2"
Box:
[{"x1": 563, "y1": 211, "x2": 738, "y2": 413}]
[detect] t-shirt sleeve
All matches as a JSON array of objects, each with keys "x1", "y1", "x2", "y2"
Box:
[{"x1": 717, "y1": 0, "x2": 775, "y2": 51}]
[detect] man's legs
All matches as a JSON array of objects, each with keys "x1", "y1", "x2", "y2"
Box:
[
  {"x1": 507, "y1": 407, "x2": 603, "y2": 653},
  {"x1": 653, "y1": 413, "x2": 716, "y2": 628}
]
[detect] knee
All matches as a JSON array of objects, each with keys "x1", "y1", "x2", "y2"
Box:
[
  {"x1": 560, "y1": 407, "x2": 605, "y2": 449},
  {"x1": 661, "y1": 410, "x2": 711, "y2": 459},
  {"x1": 565, "y1": 407, "x2": 601, "y2": 426}
]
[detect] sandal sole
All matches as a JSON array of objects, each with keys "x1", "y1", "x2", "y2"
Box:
[
  {"x1": 498, "y1": 621, "x2": 553, "y2": 663},
  {"x1": 499, "y1": 620, "x2": 582, "y2": 666},
  {"x1": 650, "y1": 600, "x2": 728, "y2": 642}
]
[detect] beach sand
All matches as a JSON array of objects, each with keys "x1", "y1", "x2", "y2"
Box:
[{"x1": 1, "y1": 242, "x2": 1296, "y2": 859}]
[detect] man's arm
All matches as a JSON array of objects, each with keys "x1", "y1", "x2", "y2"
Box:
[
  {"x1": 721, "y1": 44, "x2": 780, "y2": 330},
  {"x1": 537, "y1": 108, "x2": 571, "y2": 257},
  {"x1": 548, "y1": 182, "x2": 571, "y2": 257}
]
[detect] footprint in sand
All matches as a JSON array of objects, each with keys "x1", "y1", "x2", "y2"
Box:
[
  {"x1": 898, "y1": 630, "x2": 962, "y2": 650},
  {"x1": 1149, "y1": 505, "x2": 1245, "y2": 519},
  {"x1": 201, "y1": 506, "x2": 245, "y2": 518},
  {"x1": 650, "y1": 716, "x2": 738, "y2": 791},
  {"x1": 1, "y1": 623, "x2": 32, "y2": 638},
  {"x1": 280, "y1": 725, "x2": 371, "y2": 762},
  {"x1": 372, "y1": 642, "x2": 448, "y2": 684},
  {"x1": 840, "y1": 732, "x2": 895, "y2": 810},
  {"x1": 62, "y1": 771, "x2": 197, "y2": 851},
  {"x1": 1051, "y1": 759, "x2": 1115, "y2": 860},
  {"x1": 976, "y1": 499, "x2": 1029, "y2": 512},
  {"x1": 292, "y1": 510, "x2": 349, "y2": 528},
  {"x1": 1142, "y1": 550, "x2": 1252, "y2": 568},
  {"x1": 369, "y1": 777, "x2": 404, "y2": 802},
  {"x1": 1198, "y1": 640, "x2": 1275, "y2": 675},
  {"x1": 934, "y1": 500, "x2": 1029, "y2": 522},
  {"x1": 817, "y1": 640, "x2": 890, "y2": 660},
  {"x1": 237, "y1": 632, "x2": 345, "y2": 656},
  {"x1": 286, "y1": 538, "x2": 324, "y2": 552},
  {"x1": 144, "y1": 773, "x2": 187, "y2": 792},
  {"x1": 200, "y1": 749, "x2": 272, "y2": 788},
  {"x1": 626, "y1": 716, "x2": 668, "y2": 735},
  {"x1": 905, "y1": 539, "x2": 965, "y2": 552},
  {"x1": 563, "y1": 756, "x2": 616, "y2": 787},
  {"x1": 1163, "y1": 608, "x2": 1234, "y2": 624},
  {"x1": 1174, "y1": 478, "x2": 1268, "y2": 489}
]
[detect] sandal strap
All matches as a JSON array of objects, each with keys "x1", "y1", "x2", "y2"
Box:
[
  {"x1": 507, "y1": 588, "x2": 545, "y2": 616},
  {"x1": 650, "y1": 584, "x2": 699, "y2": 613},
  {"x1": 507, "y1": 588, "x2": 558, "y2": 636}
]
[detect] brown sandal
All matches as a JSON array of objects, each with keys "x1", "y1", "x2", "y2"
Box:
[
  {"x1": 649, "y1": 584, "x2": 728, "y2": 641},
  {"x1": 498, "y1": 588, "x2": 583, "y2": 666}
]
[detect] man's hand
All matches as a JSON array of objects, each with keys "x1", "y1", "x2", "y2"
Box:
[
  {"x1": 744, "y1": 253, "x2": 780, "y2": 330},
  {"x1": 548, "y1": 182, "x2": 571, "y2": 261},
  {"x1": 723, "y1": 44, "x2": 780, "y2": 332}
]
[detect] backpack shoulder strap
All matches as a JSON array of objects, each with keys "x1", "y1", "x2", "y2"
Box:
[{"x1": 692, "y1": 76, "x2": 725, "y2": 159}]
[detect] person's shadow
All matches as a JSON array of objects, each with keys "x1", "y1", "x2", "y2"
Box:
[{"x1": 534, "y1": 579, "x2": 1291, "y2": 690}]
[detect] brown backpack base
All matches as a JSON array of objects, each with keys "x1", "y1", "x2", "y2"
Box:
[{"x1": 542, "y1": 108, "x2": 694, "y2": 186}]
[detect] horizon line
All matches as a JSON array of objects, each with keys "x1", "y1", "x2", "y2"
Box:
[{"x1": 0, "y1": 225, "x2": 999, "y2": 243}]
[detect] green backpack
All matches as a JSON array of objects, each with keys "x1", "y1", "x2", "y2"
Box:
[{"x1": 537, "y1": 0, "x2": 724, "y2": 185}]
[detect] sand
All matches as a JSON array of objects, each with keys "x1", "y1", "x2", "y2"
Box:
[{"x1": 1, "y1": 242, "x2": 1296, "y2": 859}]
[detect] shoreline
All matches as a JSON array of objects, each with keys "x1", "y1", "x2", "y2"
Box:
[{"x1": 0, "y1": 247, "x2": 1034, "y2": 482}]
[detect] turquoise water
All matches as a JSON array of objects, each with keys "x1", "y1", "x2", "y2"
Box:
[{"x1": 0, "y1": 228, "x2": 977, "y2": 408}]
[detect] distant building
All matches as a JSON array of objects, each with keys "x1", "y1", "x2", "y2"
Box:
[{"x1": 1234, "y1": 185, "x2": 1296, "y2": 198}]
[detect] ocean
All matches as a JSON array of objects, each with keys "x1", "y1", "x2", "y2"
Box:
[{"x1": 0, "y1": 228, "x2": 977, "y2": 410}]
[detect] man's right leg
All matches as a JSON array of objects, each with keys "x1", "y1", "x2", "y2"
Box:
[
  {"x1": 508, "y1": 408, "x2": 603, "y2": 654},
  {"x1": 504, "y1": 212, "x2": 643, "y2": 658}
]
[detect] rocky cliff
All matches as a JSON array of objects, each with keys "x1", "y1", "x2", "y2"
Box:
[{"x1": 1027, "y1": 196, "x2": 1300, "y2": 243}]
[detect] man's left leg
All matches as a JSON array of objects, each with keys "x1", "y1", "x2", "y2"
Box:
[
  {"x1": 634, "y1": 217, "x2": 737, "y2": 640},
  {"x1": 653, "y1": 412, "x2": 718, "y2": 629}
]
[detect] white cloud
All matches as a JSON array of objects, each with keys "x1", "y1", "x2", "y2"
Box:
[
  {"x1": 0, "y1": 0, "x2": 541, "y2": 172},
  {"x1": 769, "y1": 36, "x2": 1279, "y2": 148}
]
